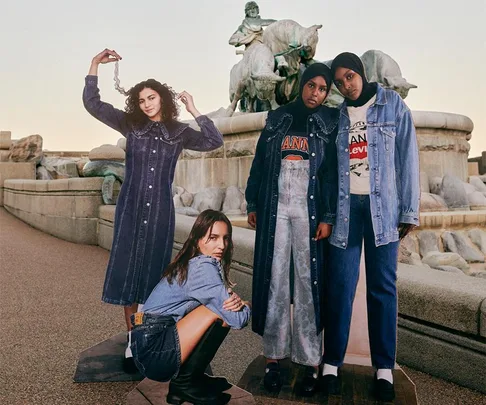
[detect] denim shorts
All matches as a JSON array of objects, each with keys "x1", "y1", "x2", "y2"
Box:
[{"x1": 130, "y1": 313, "x2": 181, "y2": 382}]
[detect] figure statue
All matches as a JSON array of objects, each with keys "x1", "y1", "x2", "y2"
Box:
[{"x1": 229, "y1": 1, "x2": 276, "y2": 49}]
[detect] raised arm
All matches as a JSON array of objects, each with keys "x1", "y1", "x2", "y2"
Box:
[
  {"x1": 83, "y1": 49, "x2": 129, "y2": 135},
  {"x1": 186, "y1": 260, "x2": 251, "y2": 329},
  {"x1": 178, "y1": 91, "x2": 224, "y2": 151}
]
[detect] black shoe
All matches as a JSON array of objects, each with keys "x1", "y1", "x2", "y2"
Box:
[
  {"x1": 263, "y1": 362, "x2": 281, "y2": 393},
  {"x1": 122, "y1": 356, "x2": 138, "y2": 374},
  {"x1": 322, "y1": 373, "x2": 341, "y2": 395},
  {"x1": 167, "y1": 320, "x2": 231, "y2": 405},
  {"x1": 300, "y1": 366, "x2": 319, "y2": 397},
  {"x1": 374, "y1": 374, "x2": 395, "y2": 402},
  {"x1": 201, "y1": 373, "x2": 232, "y2": 392}
]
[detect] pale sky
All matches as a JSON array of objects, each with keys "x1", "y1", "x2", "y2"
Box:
[{"x1": 1, "y1": 0, "x2": 485, "y2": 157}]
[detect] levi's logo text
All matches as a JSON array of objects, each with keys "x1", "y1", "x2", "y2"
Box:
[{"x1": 349, "y1": 121, "x2": 369, "y2": 178}]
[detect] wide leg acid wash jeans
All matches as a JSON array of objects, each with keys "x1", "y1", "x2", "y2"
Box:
[{"x1": 262, "y1": 160, "x2": 322, "y2": 367}]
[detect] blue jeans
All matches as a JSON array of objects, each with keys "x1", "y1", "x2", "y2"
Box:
[
  {"x1": 323, "y1": 194, "x2": 399, "y2": 369},
  {"x1": 130, "y1": 313, "x2": 181, "y2": 381}
]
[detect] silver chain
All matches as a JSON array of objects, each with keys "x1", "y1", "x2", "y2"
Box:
[{"x1": 114, "y1": 60, "x2": 129, "y2": 96}]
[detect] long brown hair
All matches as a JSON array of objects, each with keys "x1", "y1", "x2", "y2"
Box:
[{"x1": 162, "y1": 210, "x2": 234, "y2": 287}]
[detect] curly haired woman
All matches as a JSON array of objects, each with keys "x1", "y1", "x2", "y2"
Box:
[{"x1": 83, "y1": 48, "x2": 224, "y2": 372}]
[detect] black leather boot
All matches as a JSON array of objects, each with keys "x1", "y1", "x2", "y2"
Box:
[
  {"x1": 300, "y1": 366, "x2": 319, "y2": 396},
  {"x1": 167, "y1": 320, "x2": 231, "y2": 405},
  {"x1": 263, "y1": 361, "x2": 281, "y2": 392}
]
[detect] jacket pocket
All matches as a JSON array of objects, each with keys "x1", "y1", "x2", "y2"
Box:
[{"x1": 379, "y1": 126, "x2": 396, "y2": 151}]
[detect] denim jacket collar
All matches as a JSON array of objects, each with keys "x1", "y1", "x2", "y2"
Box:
[{"x1": 266, "y1": 105, "x2": 338, "y2": 135}]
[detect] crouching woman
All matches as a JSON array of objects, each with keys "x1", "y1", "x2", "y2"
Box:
[{"x1": 130, "y1": 209, "x2": 251, "y2": 405}]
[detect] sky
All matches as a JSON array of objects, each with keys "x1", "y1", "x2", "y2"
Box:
[{"x1": 1, "y1": 0, "x2": 485, "y2": 157}]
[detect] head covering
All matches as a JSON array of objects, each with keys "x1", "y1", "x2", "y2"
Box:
[
  {"x1": 288, "y1": 63, "x2": 332, "y2": 129},
  {"x1": 331, "y1": 52, "x2": 377, "y2": 107}
]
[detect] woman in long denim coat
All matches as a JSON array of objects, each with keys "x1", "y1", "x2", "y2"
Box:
[
  {"x1": 320, "y1": 52, "x2": 420, "y2": 402},
  {"x1": 82, "y1": 49, "x2": 223, "y2": 371},
  {"x1": 245, "y1": 63, "x2": 338, "y2": 396}
]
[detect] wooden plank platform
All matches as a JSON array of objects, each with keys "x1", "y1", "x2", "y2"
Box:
[
  {"x1": 237, "y1": 355, "x2": 418, "y2": 404},
  {"x1": 127, "y1": 378, "x2": 255, "y2": 404},
  {"x1": 73, "y1": 332, "x2": 143, "y2": 383}
]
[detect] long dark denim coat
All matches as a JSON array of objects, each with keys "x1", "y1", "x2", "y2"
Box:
[
  {"x1": 245, "y1": 103, "x2": 338, "y2": 336},
  {"x1": 83, "y1": 76, "x2": 223, "y2": 305}
]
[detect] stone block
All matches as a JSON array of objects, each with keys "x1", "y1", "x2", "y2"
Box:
[
  {"x1": 98, "y1": 205, "x2": 115, "y2": 223},
  {"x1": 89, "y1": 145, "x2": 125, "y2": 161},
  {"x1": 422, "y1": 251, "x2": 469, "y2": 270},
  {"x1": 420, "y1": 192, "x2": 448, "y2": 212},
  {"x1": 420, "y1": 171, "x2": 430, "y2": 193},
  {"x1": 9, "y1": 134, "x2": 43, "y2": 163},
  {"x1": 225, "y1": 139, "x2": 257, "y2": 158},
  {"x1": 417, "y1": 231, "x2": 439, "y2": 257},
  {"x1": 68, "y1": 177, "x2": 104, "y2": 191},
  {"x1": 74, "y1": 195, "x2": 103, "y2": 218},
  {"x1": 47, "y1": 179, "x2": 70, "y2": 191},
  {"x1": 35, "y1": 180, "x2": 49, "y2": 192},
  {"x1": 468, "y1": 162, "x2": 479, "y2": 176},
  {"x1": 0, "y1": 150, "x2": 9, "y2": 162},
  {"x1": 0, "y1": 162, "x2": 36, "y2": 185},
  {"x1": 397, "y1": 263, "x2": 486, "y2": 335},
  {"x1": 468, "y1": 229, "x2": 486, "y2": 254},
  {"x1": 238, "y1": 157, "x2": 254, "y2": 189},
  {"x1": 0, "y1": 130, "x2": 12, "y2": 149}
]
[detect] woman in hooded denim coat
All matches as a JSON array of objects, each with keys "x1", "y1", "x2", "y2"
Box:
[
  {"x1": 245, "y1": 63, "x2": 339, "y2": 396},
  {"x1": 82, "y1": 49, "x2": 224, "y2": 371}
]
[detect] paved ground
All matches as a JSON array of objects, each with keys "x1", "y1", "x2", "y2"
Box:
[{"x1": 1, "y1": 207, "x2": 485, "y2": 405}]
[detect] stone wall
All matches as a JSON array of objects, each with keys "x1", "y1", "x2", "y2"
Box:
[
  {"x1": 0, "y1": 162, "x2": 36, "y2": 206},
  {"x1": 3, "y1": 178, "x2": 105, "y2": 244}
]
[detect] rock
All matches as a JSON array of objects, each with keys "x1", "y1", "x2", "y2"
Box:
[
  {"x1": 192, "y1": 187, "x2": 225, "y2": 212},
  {"x1": 469, "y1": 176, "x2": 486, "y2": 194},
  {"x1": 82, "y1": 161, "x2": 125, "y2": 183},
  {"x1": 225, "y1": 139, "x2": 257, "y2": 158},
  {"x1": 89, "y1": 145, "x2": 125, "y2": 162},
  {"x1": 172, "y1": 185, "x2": 185, "y2": 197},
  {"x1": 398, "y1": 244, "x2": 423, "y2": 266},
  {"x1": 422, "y1": 251, "x2": 469, "y2": 271},
  {"x1": 470, "y1": 271, "x2": 486, "y2": 279},
  {"x1": 467, "y1": 191, "x2": 486, "y2": 210},
  {"x1": 468, "y1": 229, "x2": 486, "y2": 255},
  {"x1": 9, "y1": 134, "x2": 43, "y2": 163},
  {"x1": 420, "y1": 171, "x2": 430, "y2": 193},
  {"x1": 434, "y1": 265, "x2": 466, "y2": 275},
  {"x1": 401, "y1": 234, "x2": 418, "y2": 254},
  {"x1": 176, "y1": 207, "x2": 200, "y2": 216},
  {"x1": 442, "y1": 231, "x2": 485, "y2": 263},
  {"x1": 76, "y1": 159, "x2": 89, "y2": 177},
  {"x1": 183, "y1": 147, "x2": 224, "y2": 160},
  {"x1": 0, "y1": 131, "x2": 12, "y2": 150},
  {"x1": 418, "y1": 231, "x2": 439, "y2": 257},
  {"x1": 429, "y1": 176, "x2": 442, "y2": 195},
  {"x1": 173, "y1": 194, "x2": 183, "y2": 208},
  {"x1": 222, "y1": 186, "x2": 245, "y2": 214},
  {"x1": 36, "y1": 165, "x2": 53, "y2": 180},
  {"x1": 420, "y1": 192, "x2": 448, "y2": 212},
  {"x1": 180, "y1": 191, "x2": 194, "y2": 207},
  {"x1": 441, "y1": 174, "x2": 469, "y2": 210},
  {"x1": 117, "y1": 137, "x2": 127, "y2": 151}
]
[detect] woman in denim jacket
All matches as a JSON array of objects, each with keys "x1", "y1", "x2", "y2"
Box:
[
  {"x1": 245, "y1": 63, "x2": 339, "y2": 396},
  {"x1": 320, "y1": 52, "x2": 420, "y2": 402},
  {"x1": 82, "y1": 49, "x2": 224, "y2": 371},
  {"x1": 130, "y1": 209, "x2": 250, "y2": 405}
]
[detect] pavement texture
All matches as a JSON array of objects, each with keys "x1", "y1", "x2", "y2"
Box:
[{"x1": 1, "y1": 207, "x2": 485, "y2": 405}]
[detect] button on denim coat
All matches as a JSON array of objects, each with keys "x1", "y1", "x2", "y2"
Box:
[{"x1": 83, "y1": 76, "x2": 223, "y2": 305}]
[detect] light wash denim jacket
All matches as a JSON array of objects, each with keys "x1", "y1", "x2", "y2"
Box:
[
  {"x1": 142, "y1": 255, "x2": 251, "y2": 330},
  {"x1": 321, "y1": 85, "x2": 420, "y2": 248}
]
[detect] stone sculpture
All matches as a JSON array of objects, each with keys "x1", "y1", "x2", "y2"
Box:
[
  {"x1": 229, "y1": 42, "x2": 284, "y2": 113},
  {"x1": 229, "y1": 2, "x2": 276, "y2": 49},
  {"x1": 82, "y1": 161, "x2": 125, "y2": 205}
]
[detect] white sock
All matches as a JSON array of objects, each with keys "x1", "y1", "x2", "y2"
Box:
[
  {"x1": 322, "y1": 363, "x2": 338, "y2": 376},
  {"x1": 125, "y1": 330, "x2": 133, "y2": 358},
  {"x1": 377, "y1": 368, "x2": 393, "y2": 384}
]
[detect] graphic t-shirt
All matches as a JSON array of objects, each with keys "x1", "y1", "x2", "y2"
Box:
[
  {"x1": 347, "y1": 95, "x2": 376, "y2": 194},
  {"x1": 281, "y1": 131, "x2": 309, "y2": 160}
]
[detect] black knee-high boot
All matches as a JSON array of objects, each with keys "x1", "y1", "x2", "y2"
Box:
[{"x1": 166, "y1": 320, "x2": 231, "y2": 405}]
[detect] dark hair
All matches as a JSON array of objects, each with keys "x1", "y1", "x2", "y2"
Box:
[
  {"x1": 162, "y1": 210, "x2": 235, "y2": 287},
  {"x1": 124, "y1": 79, "x2": 179, "y2": 127}
]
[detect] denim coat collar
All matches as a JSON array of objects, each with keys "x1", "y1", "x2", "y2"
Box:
[{"x1": 132, "y1": 119, "x2": 190, "y2": 140}]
